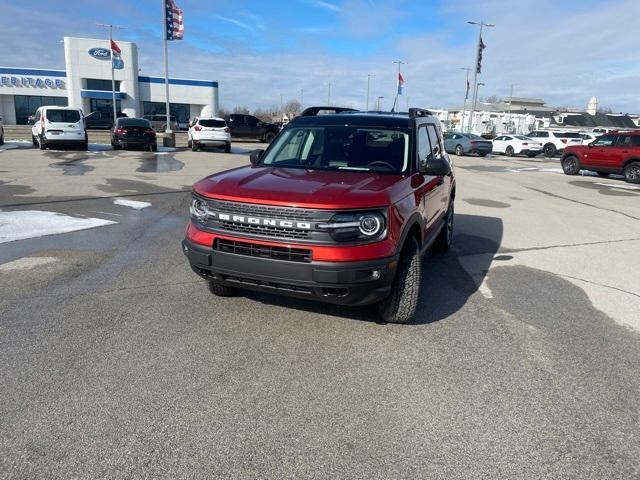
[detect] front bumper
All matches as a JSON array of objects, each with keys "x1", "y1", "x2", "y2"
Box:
[{"x1": 182, "y1": 238, "x2": 398, "y2": 306}]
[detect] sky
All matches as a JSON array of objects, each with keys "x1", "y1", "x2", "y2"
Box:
[{"x1": 1, "y1": 0, "x2": 639, "y2": 113}]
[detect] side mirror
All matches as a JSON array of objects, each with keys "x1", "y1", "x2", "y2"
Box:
[
  {"x1": 249, "y1": 149, "x2": 264, "y2": 166},
  {"x1": 419, "y1": 156, "x2": 451, "y2": 176},
  {"x1": 27, "y1": 116, "x2": 35, "y2": 125},
  {"x1": 588, "y1": 142, "x2": 594, "y2": 148}
]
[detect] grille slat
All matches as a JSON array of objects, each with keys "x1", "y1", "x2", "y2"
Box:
[
  {"x1": 209, "y1": 199, "x2": 316, "y2": 221},
  {"x1": 215, "y1": 239, "x2": 312, "y2": 263},
  {"x1": 219, "y1": 221, "x2": 310, "y2": 239}
]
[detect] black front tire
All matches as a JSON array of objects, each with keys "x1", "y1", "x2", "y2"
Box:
[
  {"x1": 561, "y1": 155, "x2": 580, "y2": 175},
  {"x1": 187, "y1": 138, "x2": 192, "y2": 148},
  {"x1": 544, "y1": 143, "x2": 557, "y2": 157},
  {"x1": 265, "y1": 132, "x2": 276, "y2": 143},
  {"x1": 378, "y1": 236, "x2": 421, "y2": 324},
  {"x1": 224, "y1": 144, "x2": 231, "y2": 153},
  {"x1": 0, "y1": 134, "x2": 4, "y2": 146},
  {"x1": 624, "y1": 162, "x2": 640, "y2": 184},
  {"x1": 208, "y1": 281, "x2": 238, "y2": 297},
  {"x1": 455, "y1": 144, "x2": 464, "y2": 156},
  {"x1": 191, "y1": 142, "x2": 199, "y2": 152},
  {"x1": 32, "y1": 135, "x2": 38, "y2": 147}
]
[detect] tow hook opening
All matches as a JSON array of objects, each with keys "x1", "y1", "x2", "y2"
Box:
[{"x1": 322, "y1": 288, "x2": 349, "y2": 298}]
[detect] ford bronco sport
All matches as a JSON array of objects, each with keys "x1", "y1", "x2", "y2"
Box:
[
  {"x1": 182, "y1": 107, "x2": 456, "y2": 324},
  {"x1": 560, "y1": 131, "x2": 640, "y2": 183}
]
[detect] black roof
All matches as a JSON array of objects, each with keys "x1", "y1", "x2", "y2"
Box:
[
  {"x1": 291, "y1": 110, "x2": 433, "y2": 129},
  {"x1": 557, "y1": 112, "x2": 636, "y2": 129}
]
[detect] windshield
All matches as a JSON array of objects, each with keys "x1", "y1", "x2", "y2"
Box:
[
  {"x1": 47, "y1": 109, "x2": 81, "y2": 123},
  {"x1": 261, "y1": 126, "x2": 410, "y2": 173},
  {"x1": 514, "y1": 135, "x2": 531, "y2": 140}
]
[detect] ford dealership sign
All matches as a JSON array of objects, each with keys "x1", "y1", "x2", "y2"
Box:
[{"x1": 88, "y1": 48, "x2": 111, "y2": 60}]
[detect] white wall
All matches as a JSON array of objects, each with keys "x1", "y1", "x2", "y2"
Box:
[{"x1": 0, "y1": 95, "x2": 16, "y2": 124}]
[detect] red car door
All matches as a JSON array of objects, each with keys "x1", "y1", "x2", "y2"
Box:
[{"x1": 581, "y1": 134, "x2": 617, "y2": 168}]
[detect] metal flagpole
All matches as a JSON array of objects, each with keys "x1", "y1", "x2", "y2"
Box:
[
  {"x1": 163, "y1": 0, "x2": 172, "y2": 134},
  {"x1": 97, "y1": 23, "x2": 124, "y2": 126},
  {"x1": 460, "y1": 67, "x2": 471, "y2": 132},
  {"x1": 366, "y1": 74, "x2": 375, "y2": 111},
  {"x1": 467, "y1": 20, "x2": 494, "y2": 133},
  {"x1": 392, "y1": 60, "x2": 405, "y2": 112}
]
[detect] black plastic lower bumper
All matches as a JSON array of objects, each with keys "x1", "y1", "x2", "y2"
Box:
[{"x1": 182, "y1": 239, "x2": 398, "y2": 306}]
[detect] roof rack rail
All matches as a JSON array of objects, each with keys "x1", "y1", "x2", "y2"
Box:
[
  {"x1": 300, "y1": 106, "x2": 359, "y2": 117},
  {"x1": 409, "y1": 108, "x2": 433, "y2": 118}
]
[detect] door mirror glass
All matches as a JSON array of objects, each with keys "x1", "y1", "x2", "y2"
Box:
[{"x1": 249, "y1": 149, "x2": 264, "y2": 166}]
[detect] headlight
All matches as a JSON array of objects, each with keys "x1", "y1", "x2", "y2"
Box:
[
  {"x1": 320, "y1": 211, "x2": 386, "y2": 242},
  {"x1": 190, "y1": 196, "x2": 209, "y2": 220}
]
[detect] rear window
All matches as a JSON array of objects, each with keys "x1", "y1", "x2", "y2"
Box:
[
  {"x1": 118, "y1": 118, "x2": 151, "y2": 128},
  {"x1": 558, "y1": 132, "x2": 581, "y2": 138},
  {"x1": 465, "y1": 133, "x2": 484, "y2": 140},
  {"x1": 47, "y1": 109, "x2": 81, "y2": 123},
  {"x1": 198, "y1": 119, "x2": 226, "y2": 128}
]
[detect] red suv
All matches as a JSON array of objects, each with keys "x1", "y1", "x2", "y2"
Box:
[
  {"x1": 560, "y1": 131, "x2": 640, "y2": 183},
  {"x1": 182, "y1": 107, "x2": 456, "y2": 324}
]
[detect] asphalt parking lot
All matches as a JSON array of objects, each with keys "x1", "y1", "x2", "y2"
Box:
[{"x1": 1, "y1": 142, "x2": 639, "y2": 478}]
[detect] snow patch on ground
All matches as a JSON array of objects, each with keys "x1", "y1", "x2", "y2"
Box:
[
  {"x1": 0, "y1": 256, "x2": 58, "y2": 271},
  {"x1": 0, "y1": 211, "x2": 116, "y2": 244},
  {"x1": 113, "y1": 199, "x2": 152, "y2": 210}
]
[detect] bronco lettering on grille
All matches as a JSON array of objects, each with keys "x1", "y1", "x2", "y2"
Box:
[{"x1": 211, "y1": 212, "x2": 312, "y2": 230}]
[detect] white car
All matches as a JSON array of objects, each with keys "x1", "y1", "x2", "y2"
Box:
[
  {"x1": 527, "y1": 130, "x2": 582, "y2": 157},
  {"x1": 188, "y1": 117, "x2": 231, "y2": 152},
  {"x1": 492, "y1": 135, "x2": 542, "y2": 157},
  {"x1": 579, "y1": 132, "x2": 598, "y2": 145},
  {"x1": 31, "y1": 106, "x2": 87, "y2": 150}
]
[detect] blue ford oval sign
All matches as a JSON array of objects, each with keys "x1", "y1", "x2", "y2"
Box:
[{"x1": 88, "y1": 48, "x2": 111, "y2": 60}]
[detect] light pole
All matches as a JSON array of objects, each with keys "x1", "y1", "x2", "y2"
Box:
[
  {"x1": 96, "y1": 23, "x2": 125, "y2": 124},
  {"x1": 459, "y1": 67, "x2": 471, "y2": 132},
  {"x1": 392, "y1": 60, "x2": 406, "y2": 112},
  {"x1": 366, "y1": 74, "x2": 375, "y2": 111},
  {"x1": 467, "y1": 20, "x2": 495, "y2": 132},
  {"x1": 376, "y1": 96, "x2": 384, "y2": 111}
]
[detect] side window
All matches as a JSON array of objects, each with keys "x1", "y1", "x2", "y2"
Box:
[
  {"x1": 34, "y1": 110, "x2": 41, "y2": 121},
  {"x1": 631, "y1": 136, "x2": 640, "y2": 147},
  {"x1": 616, "y1": 135, "x2": 633, "y2": 147},
  {"x1": 538, "y1": 131, "x2": 548, "y2": 138},
  {"x1": 592, "y1": 135, "x2": 616, "y2": 147},
  {"x1": 246, "y1": 116, "x2": 258, "y2": 127},
  {"x1": 426, "y1": 124, "x2": 442, "y2": 158},
  {"x1": 417, "y1": 126, "x2": 432, "y2": 164}
]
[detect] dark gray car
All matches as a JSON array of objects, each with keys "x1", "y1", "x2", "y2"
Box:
[{"x1": 443, "y1": 131, "x2": 493, "y2": 157}]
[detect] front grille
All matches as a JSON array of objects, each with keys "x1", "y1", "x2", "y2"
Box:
[
  {"x1": 215, "y1": 239, "x2": 312, "y2": 263},
  {"x1": 209, "y1": 199, "x2": 315, "y2": 221},
  {"x1": 219, "y1": 221, "x2": 310, "y2": 240}
]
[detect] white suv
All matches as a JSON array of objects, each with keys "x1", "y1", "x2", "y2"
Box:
[
  {"x1": 527, "y1": 130, "x2": 582, "y2": 157},
  {"x1": 188, "y1": 117, "x2": 231, "y2": 152},
  {"x1": 31, "y1": 106, "x2": 87, "y2": 150}
]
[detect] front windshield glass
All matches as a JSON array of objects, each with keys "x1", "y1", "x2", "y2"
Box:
[{"x1": 260, "y1": 126, "x2": 410, "y2": 174}]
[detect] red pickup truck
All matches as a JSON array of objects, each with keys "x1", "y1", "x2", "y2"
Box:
[
  {"x1": 182, "y1": 107, "x2": 456, "y2": 324},
  {"x1": 560, "y1": 131, "x2": 640, "y2": 183}
]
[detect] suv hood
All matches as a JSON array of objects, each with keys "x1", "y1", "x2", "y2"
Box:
[{"x1": 193, "y1": 166, "x2": 404, "y2": 209}]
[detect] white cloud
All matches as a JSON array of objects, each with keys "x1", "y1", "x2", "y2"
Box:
[
  {"x1": 215, "y1": 16, "x2": 254, "y2": 32},
  {"x1": 311, "y1": 0, "x2": 341, "y2": 12}
]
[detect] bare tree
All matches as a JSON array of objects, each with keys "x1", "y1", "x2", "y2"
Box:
[
  {"x1": 596, "y1": 106, "x2": 613, "y2": 114},
  {"x1": 218, "y1": 105, "x2": 229, "y2": 118},
  {"x1": 233, "y1": 105, "x2": 251, "y2": 114},
  {"x1": 481, "y1": 95, "x2": 502, "y2": 104},
  {"x1": 283, "y1": 99, "x2": 301, "y2": 118}
]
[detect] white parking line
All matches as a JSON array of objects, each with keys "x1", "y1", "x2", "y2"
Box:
[{"x1": 113, "y1": 199, "x2": 152, "y2": 210}]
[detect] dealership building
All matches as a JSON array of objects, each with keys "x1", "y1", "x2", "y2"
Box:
[{"x1": 0, "y1": 37, "x2": 219, "y2": 125}]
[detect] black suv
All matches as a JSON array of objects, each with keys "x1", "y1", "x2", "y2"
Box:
[
  {"x1": 183, "y1": 107, "x2": 455, "y2": 324},
  {"x1": 225, "y1": 114, "x2": 280, "y2": 143}
]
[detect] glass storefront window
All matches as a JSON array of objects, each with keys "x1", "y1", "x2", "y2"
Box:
[
  {"x1": 86, "y1": 79, "x2": 120, "y2": 91},
  {"x1": 143, "y1": 101, "x2": 190, "y2": 124},
  {"x1": 14, "y1": 95, "x2": 67, "y2": 125}
]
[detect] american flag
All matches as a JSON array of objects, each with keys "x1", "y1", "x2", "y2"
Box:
[
  {"x1": 397, "y1": 72, "x2": 405, "y2": 95},
  {"x1": 165, "y1": 0, "x2": 184, "y2": 41}
]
